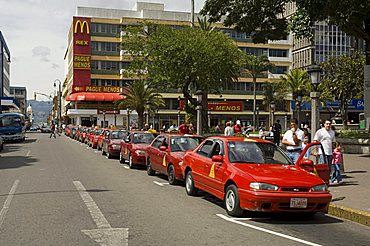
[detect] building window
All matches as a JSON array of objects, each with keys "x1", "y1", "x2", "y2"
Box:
[
  {"x1": 270, "y1": 66, "x2": 288, "y2": 74},
  {"x1": 269, "y1": 49, "x2": 288, "y2": 57}
]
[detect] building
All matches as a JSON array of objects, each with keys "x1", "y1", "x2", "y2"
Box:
[
  {"x1": 0, "y1": 31, "x2": 20, "y2": 113},
  {"x1": 10, "y1": 86, "x2": 27, "y2": 115},
  {"x1": 63, "y1": 2, "x2": 293, "y2": 129}
]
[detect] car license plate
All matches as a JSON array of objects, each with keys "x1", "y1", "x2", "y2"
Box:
[{"x1": 290, "y1": 198, "x2": 307, "y2": 208}]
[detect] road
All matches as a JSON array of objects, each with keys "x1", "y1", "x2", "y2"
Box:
[{"x1": 0, "y1": 133, "x2": 369, "y2": 246}]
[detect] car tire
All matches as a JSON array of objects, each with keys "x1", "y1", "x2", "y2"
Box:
[
  {"x1": 106, "y1": 151, "x2": 111, "y2": 159},
  {"x1": 225, "y1": 184, "x2": 243, "y2": 217},
  {"x1": 102, "y1": 146, "x2": 106, "y2": 155},
  {"x1": 167, "y1": 164, "x2": 178, "y2": 185},
  {"x1": 146, "y1": 159, "x2": 155, "y2": 176},
  {"x1": 185, "y1": 171, "x2": 198, "y2": 196},
  {"x1": 128, "y1": 154, "x2": 134, "y2": 169},
  {"x1": 119, "y1": 152, "x2": 125, "y2": 164}
]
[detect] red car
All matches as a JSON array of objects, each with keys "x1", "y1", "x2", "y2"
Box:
[
  {"x1": 146, "y1": 134, "x2": 203, "y2": 184},
  {"x1": 102, "y1": 129, "x2": 128, "y2": 159},
  {"x1": 97, "y1": 128, "x2": 109, "y2": 150},
  {"x1": 182, "y1": 136, "x2": 332, "y2": 217},
  {"x1": 88, "y1": 128, "x2": 103, "y2": 149},
  {"x1": 119, "y1": 131, "x2": 156, "y2": 168}
]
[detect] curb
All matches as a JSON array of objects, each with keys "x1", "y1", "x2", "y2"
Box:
[{"x1": 328, "y1": 203, "x2": 370, "y2": 227}]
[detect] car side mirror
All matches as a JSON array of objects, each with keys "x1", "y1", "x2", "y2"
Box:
[
  {"x1": 212, "y1": 155, "x2": 223, "y2": 163},
  {"x1": 159, "y1": 146, "x2": 167, "y2": 151},
  {"x1": 298, "y1": 159, "x2": 314, "y2": 173}
]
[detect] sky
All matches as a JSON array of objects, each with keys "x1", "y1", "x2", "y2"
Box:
[{"x1": 0, "y1": 0, "x2": 205, "y2": 100}]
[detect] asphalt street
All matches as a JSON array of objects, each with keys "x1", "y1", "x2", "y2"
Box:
[{"x1": 0, "y1": 133, "x2": 370, "y2": 246}]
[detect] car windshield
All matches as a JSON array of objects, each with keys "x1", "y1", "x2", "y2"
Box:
[
  {"x1": 228, "y1": 141, "x2": 292, "y2": 165},
  {"x1": 111, "y1": 130, "x2": 126, "y2": 139},
  {"x1": 95, "y1": 129, "x2": 103, "y2": 135},
  {"x1": 170, "y1": 136, "x2": 202, "y2": 152},
  {"x1": 133, "y1": 133, "x2": 155, "y2": 144}
]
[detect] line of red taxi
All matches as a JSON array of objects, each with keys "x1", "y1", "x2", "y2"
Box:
[{"x1": 64, "y1": 125, "x2": 332, "y2": 217}]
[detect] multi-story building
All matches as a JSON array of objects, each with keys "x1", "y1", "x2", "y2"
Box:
[
  {"x1": 0, "y1": 31, "x2": 20, "y2": 113},
  {"x1": 64, "y1": 2, "x2": 293, "y2": 129},
  {"x1": 10, "y1": 86, "x2": 27, "y2": 115}
]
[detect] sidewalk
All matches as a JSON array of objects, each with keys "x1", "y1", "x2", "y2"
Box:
[{"x1": 328, "y1": 153, "x2": 370, "y2": 227}]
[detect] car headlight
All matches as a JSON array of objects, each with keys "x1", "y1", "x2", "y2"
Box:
[
  {"x1": 135, "y1": 150, "x2": 145, "y2": 155},
  {"x1": 250, "y1": 182, "x2": 279, "y2": 191},
  {"x1": 178, "y1": 161, "x2": 183, "y2": 166},
  {"x1": 112, "y1": 144, "x2": 120, "y2": 150},
  {"x1": 311, "y1": 184, "x2": 328, "y2": 192}
]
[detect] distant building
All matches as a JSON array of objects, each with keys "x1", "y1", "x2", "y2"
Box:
[{"x1": 10, "y1": 86, "x2": 27, "y2": 115}]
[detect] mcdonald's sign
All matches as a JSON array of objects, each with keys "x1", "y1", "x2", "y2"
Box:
[{"x1": 74, "y1": 20, "x2": 90, "y2": 34}]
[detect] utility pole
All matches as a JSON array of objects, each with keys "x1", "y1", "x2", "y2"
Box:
[
  {"x1": 54, "y1": 79, "x2": 62, "y2": 132},
  {"x1": 191, "y1": 0, "x2": 195, "y2": 28}
]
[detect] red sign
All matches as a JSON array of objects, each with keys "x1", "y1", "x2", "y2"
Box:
[
  {"x1": 73, "y1": 86, "x2": 122, "y2": 93},
  {"x1": 180, "y1": 101, "x2": 243, "y2": 112},
  {"x1": 73, "y1": 17, "x2": 91, "y2": 86}
]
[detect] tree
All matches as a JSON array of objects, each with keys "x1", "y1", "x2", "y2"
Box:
[
  {"x1": 320, "y1": 52, "x2": 365, "y2": 129},
  {"x1": 244, "y1": 55, "x2": 274, "y2": 129},
  {"x1": 114, "y1": 80, "x2": 164, "y2": 129},
  {"x1": 121, "y1": 23, "x2": 245, "y2": 132},
  {"x1": 280, "y1": 69, "x2": 312, "y2": 124},
  {"x1": 262, "y1": 82, "x2": 287, "y2": 127}
]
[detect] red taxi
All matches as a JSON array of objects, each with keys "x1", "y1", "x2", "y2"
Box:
[
  {"x1": 119, "y1": 131, "x2": 156, "y2": 168},
  {"x1": 146, "y1": 134, "x2": 203, "y2": 184},
  {"x1": 88, "y1": 128, "x2": 103, "y2": 149},
  {"x1": 102, "y1": 129, "x2": 127, "y2": 159},
  {"x1": 182, "y1": 136, "x2": 332, "y2": 217},
  {"x1": 97, "y1": 128, "x2": 108, "y2": 150}
]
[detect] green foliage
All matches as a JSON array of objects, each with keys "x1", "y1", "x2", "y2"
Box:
[
  {"x1": 114, "y1": 80, "x2": 164, "y2": 129},
  {"x1": 121, "y1": 23, "x2": 245, "y2": 112},
  {"x1": 262, "y1": 82, "x2": 286, "y2": 110},
  {"x1": 337, "y1": 129, "x2": 370, "y2": 139},
  {"x1": 201, "y1": 0, "x2": 289, "y2": 43},
  {"x1": 280, "y1": 69, "x2": 312, "y2": 100},
  {"x1": 288, "y1": 8, "x2": 314, "y2": 40}
]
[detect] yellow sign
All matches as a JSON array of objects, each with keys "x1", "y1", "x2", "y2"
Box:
[
  {"x1": 162, "y1": 155, "x2": 167, "y2": 167},
  {"x1": 74, "y1": 20, "x2": 90, "y2": 34},
  {"x1": 209, "y1": 164, "x2": 215, "y2": 178},
  {"x1": 73, "y1": 55, "x2": 91, "y2": 69},
  {"x1": 75, "y1": 40, "x2": 89, "y2": 46},
  {"x1": 86, "y1": 86, "x2": 121, "y2": 93}
]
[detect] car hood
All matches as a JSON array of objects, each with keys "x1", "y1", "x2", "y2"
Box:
[
  {"x1": 169, "y1": 152, "x2": 185, "y2": 161},
  {"x1": 111, "y1": 139, "x2": 121, "y2": 144},
  {"x1": 233, "y1": 164, "x2": 324, "y2": 186}
]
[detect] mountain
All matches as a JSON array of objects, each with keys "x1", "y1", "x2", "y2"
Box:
[{"x1": 27, "y1": 100, "x2": 52, "y2": 124}]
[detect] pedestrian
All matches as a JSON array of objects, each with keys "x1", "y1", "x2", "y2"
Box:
[
  {"x1": 272, "y1": 119, "x2": 282, "y2": 146},
  {"x1": 214, "y1": 124, "x2": 222, "y2": 133},
  {"x1": 330, "y1": 142, "x2": 343, "y2": 184},
  {"x1": 233, "y1": 120, "x2": 242, "y2": 134},
  {"x1": 224, "y1": 121, "x2": 234, "y2": 136},
  {"x1": 178, "y1": 121, "x2": 189, "y2": 134},
  {"x1": 281, "y1": 118, "x2": 305, "y2": 163},
  {"x1": 313, "y1": 119, "x2": 336, "y2": 173},
  {"x1": 49, "y1": 123, "x2": 56, "y2": 138}
]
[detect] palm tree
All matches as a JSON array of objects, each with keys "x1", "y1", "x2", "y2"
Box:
[
  {"x1": 244, "y1": 55, "x2": 274, "y2": 130},
  {"x1": 115, "y1": 80, "x2": 165, "y2": 129},
  {"x1": 280, "y1": 69, "x2": 312, "y2": 125},
  {"x1": 197, "y1": 16, "x2": 215, "y2": 32}
]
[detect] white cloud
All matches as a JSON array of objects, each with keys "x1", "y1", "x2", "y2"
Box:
[{"x1": 32, "y1": 46, "x2": 51, "y2": 62}]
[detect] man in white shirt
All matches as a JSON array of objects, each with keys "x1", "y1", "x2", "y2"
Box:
[
  {"x1": 282, "y1": 118, "x2": 305, "y2": 163},
  {"x1": 313, "y1": 119, "x2": 336, "y2": 172},
  {"x1": 224, "y1": 121, "x2": 234, "y2": 136}
]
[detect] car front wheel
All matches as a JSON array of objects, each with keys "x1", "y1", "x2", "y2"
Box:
[
  {"x1": 185, "y1": 171, "x2": 198, "y2": 196},
  {"x1": 146, "y1": 159, "x2": 155, "y2": 176},
  {"x1": 128, "y1": 154, "x2": 134, "y2": 169},
  {"x1": 119, "y1": 152, "x2": 125, "y2": 163},
  {"x1": 225, "y1": 184, "x2": 243, "y2": 217},
  {"x1": 168, "y1": 165, "x2": 177, "y2": 185}
]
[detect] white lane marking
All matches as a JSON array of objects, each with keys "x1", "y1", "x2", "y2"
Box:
[
  {"x1": 216, "y1": 214, "x2": 321, "y2": 246},
  {"x1": 73, "y1": 181, "x2": 129, "y2": 245},
  {"x1": 26, "y1": 150, "x2": 31, "y2": 156},
  {"x1": 0, "y1": 180, "x2": 20, "y2": 229},
  {"x1": 73, "y1": 181, "x2": 110, "y2": 228},
  {"x1": 153, "y1": 181, "x2": 169, "y2": 186}
]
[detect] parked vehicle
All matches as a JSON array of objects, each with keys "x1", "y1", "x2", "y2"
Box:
[
  {"x1": 102, "y1": 129, "x2": 128, "y2": 159},
  {"x1": 181, "y1": 136, "x2": 331, "y2": 217},
  {"x1": 0, "y1": 113, "x2": 26, "y2": 142},
  {"x1": 88, "y1": 128, "x2": 103, "y2": 149},
  {"x1": 146, "y1": 133, "x2": 203, "y2": 184},
  {"x1": 0, "y1": 136, "x2": 4, "y2": 151},
  {"x1": 119, "y1": 131, "x2": 156, "y2": 168}
]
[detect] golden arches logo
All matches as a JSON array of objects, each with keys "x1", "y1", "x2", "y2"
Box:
[{"x1": 74, "y1": 20, "x2": 90, "y2": 34}]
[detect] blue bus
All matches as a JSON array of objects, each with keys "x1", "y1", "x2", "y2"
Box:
[{"x1": 0, "y1": 112, "x2": 26, "y2": 142}]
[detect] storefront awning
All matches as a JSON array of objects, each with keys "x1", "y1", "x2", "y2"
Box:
[{"x1": 66, "y1": 92, "x2": 124, "y2": 102}]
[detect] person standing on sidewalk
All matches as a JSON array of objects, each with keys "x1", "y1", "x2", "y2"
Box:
[
  {"x1": 224, "y1": 121, "x2": 234, "y2": 136},
  {"x1": 331, "y1": 142, "x2": 343, "y2": 184},
  {"x1": 282, "y1": 118, "x2": 305, "y2": 163},
  {"x1": 313, "y1": 119, "x2": 336, "y2": 173},
  {"x1": 272, "y1": 119, "x2": 282, "y2": 146}
]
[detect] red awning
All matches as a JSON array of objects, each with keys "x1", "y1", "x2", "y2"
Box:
[{"x1": 66, "y1": 92, "x2": 124, "y2": 102}]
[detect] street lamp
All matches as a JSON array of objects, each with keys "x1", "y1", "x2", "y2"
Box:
[
  {"x1": 296, "y1": 94, "x2": 303, "y2": 127},
  {"x1": 103, "y1": 110, "x2": 106, "y2": 128},
  {"x1": 307, "y1": 65, "x2": 322, "y2": 136},
  {"x1": 126, "y1": 108, "x2": 130, "y2": 130},
  {"x1": 177, "y1": 107, "x2": 181, "y2": 127},
  {"x1": 53, "y1": 79, "x2": 62, "y2": 132},
  {"x1": 195, "y1": 90, "x2": 203, "y2": 135},
  {"x1": 256, "y1": 106, "x2": 259, "y2": 129},
  {"x1": 270, "y1": 101, "x2": 276, "y2": 127}
]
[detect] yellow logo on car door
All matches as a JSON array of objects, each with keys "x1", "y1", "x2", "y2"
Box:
[{"x1": 209, "y1": 164, "x2": 215, "y2": 178}]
